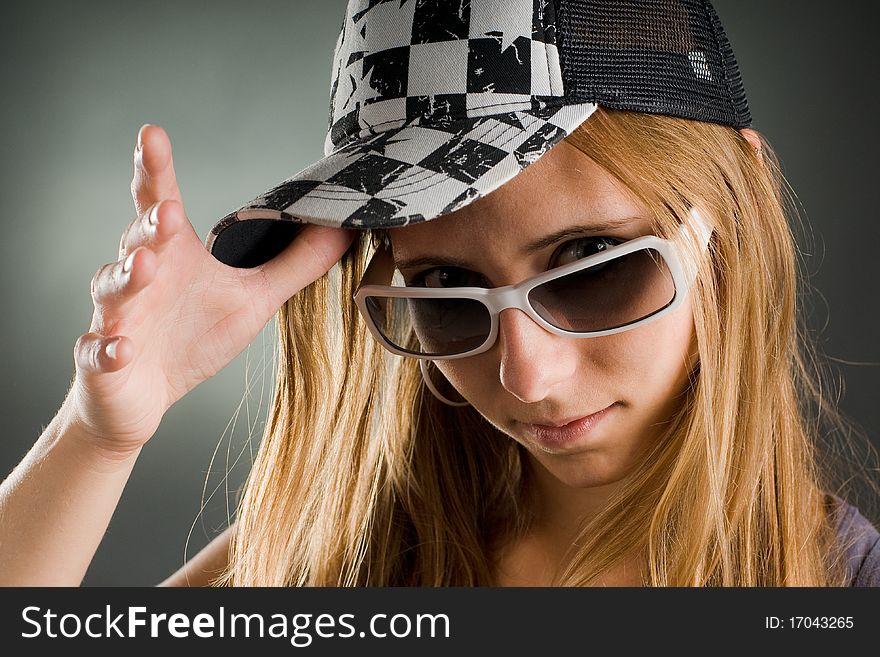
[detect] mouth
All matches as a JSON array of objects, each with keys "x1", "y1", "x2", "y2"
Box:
[
  {"x1": 519, "y1": 403, "x2": 619, "y2": 450},
  {"x1": 524, "y1": 403, "x2": 618, "y2": 428}
]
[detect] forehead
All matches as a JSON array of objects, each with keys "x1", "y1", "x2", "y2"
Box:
[{"x1": 387, "y1": 139, "x2": 649, "y2": 260}]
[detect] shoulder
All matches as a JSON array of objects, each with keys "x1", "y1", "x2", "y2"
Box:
[
  {"x1": 157, "y1": 524, "x2": 233, "y2": 587},
  {"x1": 825, "y1": 492, "x2": 880, "y2": 587}
]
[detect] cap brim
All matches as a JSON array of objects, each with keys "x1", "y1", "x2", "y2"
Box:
[{"x1": 207, "y1": 102, "x2": 597, "y2": 268}]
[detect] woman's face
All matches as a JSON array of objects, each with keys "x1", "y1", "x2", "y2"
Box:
[{"x1": 387, "y1": 139, "x2": 699, "y2": 491}]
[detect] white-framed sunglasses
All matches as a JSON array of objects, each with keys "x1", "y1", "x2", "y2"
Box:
[{"x1": 353, "y1": 207, "x2": 713, "y2": 360}]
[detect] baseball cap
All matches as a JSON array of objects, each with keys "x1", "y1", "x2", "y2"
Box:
[{"x1": 206, "y1": 0, "x2": 751, "y2": 269}]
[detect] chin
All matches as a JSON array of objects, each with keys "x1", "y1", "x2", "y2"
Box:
[{"x1": 530, "y1": 451, "x2": 630, "y2": 489}]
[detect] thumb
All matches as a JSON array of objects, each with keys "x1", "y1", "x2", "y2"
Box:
[{"x1": 254, "y1": 223, "x2": 356, "y2": 308}]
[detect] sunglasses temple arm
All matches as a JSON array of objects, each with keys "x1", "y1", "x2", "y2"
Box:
[
  {"x1": 680, "y1": 206, "x2": 714, "y2": 288},
  {"x1": 357, "y1": 242, "x2": 396, "y2": 291},
  {"x1": 419, "y1": 359, "x2": 470, "y2": 407}
]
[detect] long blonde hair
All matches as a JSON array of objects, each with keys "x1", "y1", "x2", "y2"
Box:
[{"x1": 213, "y1": 107, "x2": 879, "y2": 586}]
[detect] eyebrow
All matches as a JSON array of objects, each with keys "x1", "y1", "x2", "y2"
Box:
[{"x1": 394, "y1": 216, "x2": 641, "y2": 271}]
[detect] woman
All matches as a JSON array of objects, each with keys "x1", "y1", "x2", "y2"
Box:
[{"x1": 1, "y1": 0, "x2": 877, "y2": 587}]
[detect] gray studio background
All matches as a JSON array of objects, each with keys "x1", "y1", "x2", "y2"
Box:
[{"x1": 1, "y1": 1, "x2": 878, "y2": 585}]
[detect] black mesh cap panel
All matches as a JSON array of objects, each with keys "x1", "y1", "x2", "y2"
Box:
[{"x1": 557, "y1": 0, "x2": 751, "y2": 128}]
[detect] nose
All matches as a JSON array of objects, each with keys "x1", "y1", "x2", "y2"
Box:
[{"x1": 495, "y1": 307, "x2": 579, "y2": 403}]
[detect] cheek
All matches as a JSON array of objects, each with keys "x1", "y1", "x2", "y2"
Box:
[
  {"x1": 438, "y1": 359, "x2": 492, "y2": 398},
  {"x1": 615, "y1": 301, "x2": 696, "y2": 403}
]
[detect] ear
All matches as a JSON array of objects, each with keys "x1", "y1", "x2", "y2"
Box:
[{"x1": 739, "y1": 127, "x2": 764, "y2": 168}]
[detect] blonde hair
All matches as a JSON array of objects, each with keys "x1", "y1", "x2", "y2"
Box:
[{"x1": 212, "y1": 107, "x2": 879, "y2": 586}]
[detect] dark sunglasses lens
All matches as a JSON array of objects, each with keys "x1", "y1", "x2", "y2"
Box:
[
  {"x1": 364, "y1": 295, "x2": 491, "y2": 357},
  {"x1": 528, "y1": 247, "x2": 675, "y2": 332}
]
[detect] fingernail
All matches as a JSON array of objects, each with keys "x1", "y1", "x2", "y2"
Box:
[
  {"x1": 149, "y1": 203, "x2": 161, "y2": 226},
  {"x1": 122, "y1": 252, "x2": 135, "y2": 273},
  {"x1": 105, "y1": 338, "x2": 121, "y2": 360},
  {"x1": 137, "y1": 124, "x2": 152, "y2": 150}
]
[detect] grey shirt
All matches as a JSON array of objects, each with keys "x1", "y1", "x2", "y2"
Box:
[{"x1": 827, "y1": 492, "x2": 880, "y2": 587}]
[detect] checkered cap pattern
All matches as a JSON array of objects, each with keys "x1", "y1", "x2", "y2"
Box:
[
  {"x1": 323, "y1": 0, "x2": 569, "y2": 155},
  {"x1": 207, "y1": 0, "x2": 750, "y2": 268},
  {"x1": 208, "y1": 0, "x2": 592, "y2": 267}
]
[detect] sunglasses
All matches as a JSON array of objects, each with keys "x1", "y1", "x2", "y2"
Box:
[{"x1": 353, "y1": 208, "x2": 713, "y2": 360}]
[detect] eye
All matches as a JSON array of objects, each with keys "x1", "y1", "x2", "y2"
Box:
[
  {"x1": 551, "y1": 236, "x2": 622, "y2": 269},
  {"x1": 407, "y1": 267, "x2": 486, "y2": 288}
]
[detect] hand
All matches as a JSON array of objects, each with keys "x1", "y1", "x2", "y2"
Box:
[{"x1": 67, "y1": 124, "x2": 354, "y2": 457}]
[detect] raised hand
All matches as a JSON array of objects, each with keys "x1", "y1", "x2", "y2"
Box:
[{"x1": 68, "y1": 124, "x2": 354, "y2": 457}]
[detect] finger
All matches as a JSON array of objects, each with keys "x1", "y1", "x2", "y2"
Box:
[
  {"x1": 254, "y1": 224, "x2": 356, "y2": 309},
  {"x1": 118, "y1": 198, "x2": 188, "y2": 261},
  {"x1": 74, "y1": 333, "x2": 132, "y2": 374},
  {"x1": 130, "y1": 124, "x2": 183, "y2": 217},
  {"x1": 92, "y1": 246, "x2": 157, "y2": 309}
]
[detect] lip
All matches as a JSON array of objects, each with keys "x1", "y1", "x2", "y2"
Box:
[{"x1": 522, "y1": 403, "x2": 618, "y2": 450}]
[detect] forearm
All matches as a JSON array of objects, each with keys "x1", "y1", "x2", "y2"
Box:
[{"x1": 0, "y1": 400, "x2": 142, "y2": 585}]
